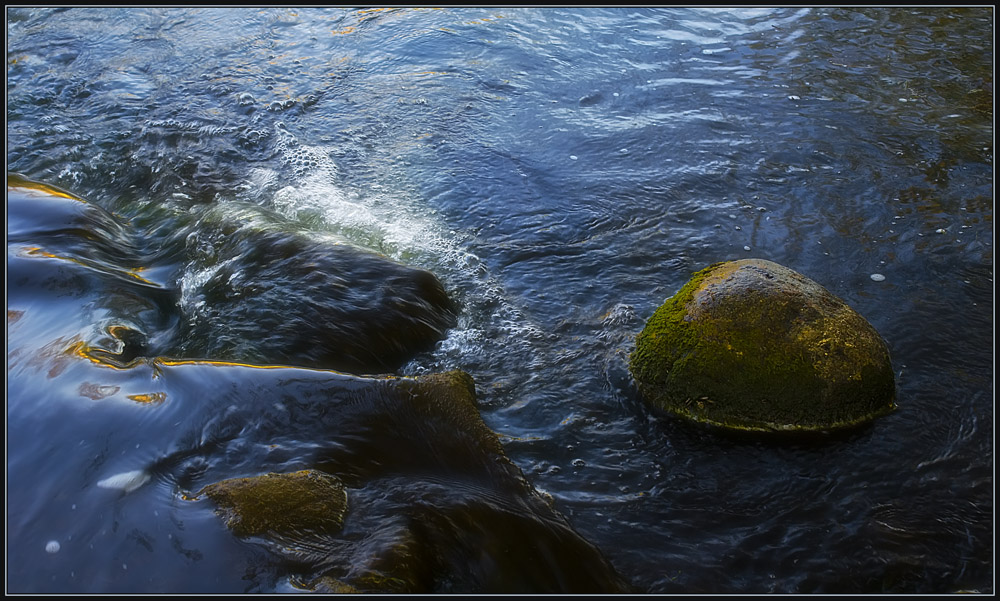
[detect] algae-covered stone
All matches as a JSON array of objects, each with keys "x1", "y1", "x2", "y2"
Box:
[
  {"x1": 630, "y1": 259, "x2": 896, "y2": 432},
  {"x1": 199, "y1": 469, "x2": 348, "y2": 538}
]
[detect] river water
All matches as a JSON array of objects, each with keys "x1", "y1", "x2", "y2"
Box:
[{"x1": 6, "y1": 7, "x2": 993, "y2": 594}]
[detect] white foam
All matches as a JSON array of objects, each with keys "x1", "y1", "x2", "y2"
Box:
[
  {"x1": 178, "y1": 254, "x2": 241, "y2": 315},
  {"x1": 206, "y1": 123, "x2": 552, "y2": 372},
  {"x1": 269, "y1": 125, "x2": 455, "y2": 263},
  {"x1": 97, "y1": 469, "x2": 151, "y2": 493}
]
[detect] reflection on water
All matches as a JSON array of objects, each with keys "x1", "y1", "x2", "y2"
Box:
[{"x1": 6, "y1": 6, "x2": 993, "y2": 594}]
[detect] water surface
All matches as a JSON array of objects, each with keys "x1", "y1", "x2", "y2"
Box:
[{"x1": 6, "y1": 7, "x2": 993, "y2": 594}]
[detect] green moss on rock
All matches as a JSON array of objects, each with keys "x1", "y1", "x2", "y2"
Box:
[
  {"x1": 199, "y1": 469, "x2": 348, "y2": 538},
  {"x1": 195, "y1": 371, "x2": 627, "y2": 593},
  {"x1": 630, "y1": 259, "x2": 896, "y2": 432}
]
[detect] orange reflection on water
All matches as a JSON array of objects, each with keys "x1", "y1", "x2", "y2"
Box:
[
  {"x1": 20, "y1": 246, "x2": 157, "y2": 286},
  {"x1": 7, "y1": 174, "x2": 80, "y2": 200},
  {"x1": 126, "y1": 392, "x2": 167, "y2": 405}
]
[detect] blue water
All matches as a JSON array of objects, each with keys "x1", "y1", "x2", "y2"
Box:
[{"x1": 6, "y1": 7, "x2": 994, "y2": 594}]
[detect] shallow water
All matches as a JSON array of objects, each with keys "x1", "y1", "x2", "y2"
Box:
[{"x1": 6, "y1": 7, "x2": 993, "y2": 594}]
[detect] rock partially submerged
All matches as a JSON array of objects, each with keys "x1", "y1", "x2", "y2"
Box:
[
  {"x1": 176, "y1": 227, "x2": 459, "y2": 374},
  {"x1": 630, "y1": 259, "x2": 896, "y2": 433},
  {"x1": 8, "y1": 174, "x2": 622, "y2": 594},
  {"x1": 193, "y1": 370, "x2": 628, "y2": 594},
  {"x1": 7, "y1": 173, "x2": 458, "y2": 375},
  {"x1": 199, "y1": 469, "x2": 349, "y2": 539}
]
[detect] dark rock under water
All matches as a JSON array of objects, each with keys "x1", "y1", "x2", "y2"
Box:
[
  {"x1": 8, "y1": 174, "x2": 458, "y2": 375},
  {"x1": 6, "y1": 7, "x2": 993, "y2": 594},
  {"x1": 175, "y1": 227, "x2": 458, "y2": 374},
  {"x1": 191, "y1": 371, "x2": 628, "y2": 594},
  {"x1": 6, "y1": 175, "x2": 625, "y2": 594}
]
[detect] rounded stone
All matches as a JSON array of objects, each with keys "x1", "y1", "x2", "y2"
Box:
[{"x1": 629, "y1": 259, "x2": 896, "y2": 433}]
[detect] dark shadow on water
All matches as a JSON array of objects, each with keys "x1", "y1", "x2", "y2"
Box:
[
  {"x1": 670, "y1": 417, "x2": 882, "y2": 449},
  {"x1": 631, "y1": 389, "x2": 886, "y2": 451}
]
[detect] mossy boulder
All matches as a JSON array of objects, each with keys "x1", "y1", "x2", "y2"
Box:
[{"x1": 630, "y1": 259, "x2": 896, "y2": 432}]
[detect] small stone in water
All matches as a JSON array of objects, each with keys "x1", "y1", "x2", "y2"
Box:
[
  {"x1": 45, "y1": 541, "x2": 60, "y2": 553},
  {"x1": 870, "y1": 273, "x2": 886, "y2": 282}
]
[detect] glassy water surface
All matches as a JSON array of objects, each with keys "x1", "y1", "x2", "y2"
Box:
[{"x1": 6, "y1": 7, "x2": 993, "y2": 594}]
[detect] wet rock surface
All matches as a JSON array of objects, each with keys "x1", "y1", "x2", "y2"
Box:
[
  {"x1": 199, "y1": 469, "x2": 349, "y2": 539},
  {"x1": 630, "y1": 259, "x2": 896, "y2": 433},
  {"x1": 175, "y1": 227, "x2": 458, "y2": 374},
  {"x1": 191, "y1": 370, "x2": 628, "y2": 594}
]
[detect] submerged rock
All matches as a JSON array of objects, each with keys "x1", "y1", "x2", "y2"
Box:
[
  {"x1": 177, "y1": 227, "x2": 459, "y2": 374},
  {"x1": 630, "y1": 259, "x2": 896, "y2": 433},
  {"x1": 192, "y1": 369, "x2": 627, "y2": 594}
]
